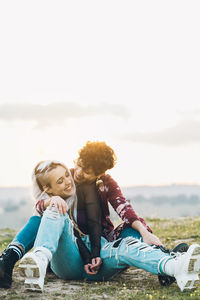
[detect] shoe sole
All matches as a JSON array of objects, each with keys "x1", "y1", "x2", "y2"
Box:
[
  {"x1": 179, "y1": 244, "x2": 200, "y2": 291},
  {"x1": 24, "y1": 278, "x2": 43, "y2": 292},
  {"x1": 188, "y1": 245, "x2": 200, "y2": 273},
  {"x1": 18, "y1": 257, "x2": 40, "y2": 278},
  {"x1": 18, "y1": 256, "x2": 44, "y2": 291}
]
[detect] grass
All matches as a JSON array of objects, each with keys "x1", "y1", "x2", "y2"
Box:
[
  {"x1": 0, "y1": 228, "x2": 17, "y2": 253},
  {"x1": 1, "y1": 217, "x2": 200, "y2": 299}
]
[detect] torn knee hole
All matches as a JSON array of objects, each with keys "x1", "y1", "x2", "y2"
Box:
[{"x1": 113, "y1": 238, "x2": 123, "y2": 248}]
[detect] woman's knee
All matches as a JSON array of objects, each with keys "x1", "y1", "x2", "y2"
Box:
[
  {"x1": 43, "y1": 207, "x2": 62, "y2": 219},
  {"x1": 119, "y1": 227, "x2": 142, "y2": 240}
]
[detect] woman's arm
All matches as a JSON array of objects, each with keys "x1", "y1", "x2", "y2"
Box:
[
  {"x1": 103, "y1": 175, "x2": 140, "y2": 224},
  {"x1": 73, "y1": 229, "x2": 99, "y2": 275},
  {"x1": 76, "y1": 183, "x2": 102, "y2": 272},
  {"x1": 104, "y1": 175, "x2": 162, "y2": 245},
  {"x1": 35, "y1": 196, "x2": 68, "y2": 215},
  {"x1": 131, "y1": 220, "x2": 163, "y2": 246}
]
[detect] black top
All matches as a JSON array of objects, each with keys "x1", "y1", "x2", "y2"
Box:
[{"x1": 74, "y1": 182, "x2": 102, "y2": 265}]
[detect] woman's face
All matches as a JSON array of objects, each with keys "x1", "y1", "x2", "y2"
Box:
[
  {"x1": 73, "y1": 159, "x2": 98, "y2": 184},
  {"x1": 47, "y1": 166, "x2": 75, "y2": 199}
]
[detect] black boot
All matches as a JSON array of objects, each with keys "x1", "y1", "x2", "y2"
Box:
[
  {"x1": 158, "y1": 243, "x2": 189, "y2": 287},
  {"x1": 0, "y1": 246, "x2": 22, "y2": 289}
]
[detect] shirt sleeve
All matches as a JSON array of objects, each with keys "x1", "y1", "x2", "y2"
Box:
[
  {"x1": 76, "y1": 183, "x2": 102, "y2": 259},
  {"x1": 34, "y1": 191, "x2": 50, "y2": 216},
  {"x1": 35, "y1": 199, "x2": 45, "y2": 216},
  {"x1": 105, "y1": 175, "x2": 140, "y2": 225}
]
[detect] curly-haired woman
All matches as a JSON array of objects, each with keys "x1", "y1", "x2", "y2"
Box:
[{"x1": 71, "y1": 141, "x2": 160, "y2": 244}]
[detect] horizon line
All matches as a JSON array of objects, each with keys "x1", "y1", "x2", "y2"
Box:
[{"x1": 1, "y1": 182, "x2": 200, "y2": 189}]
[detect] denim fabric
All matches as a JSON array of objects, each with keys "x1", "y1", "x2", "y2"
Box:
[
  {"x1": 87, "y1": 237, "x2": 168, "y2": 281},
  {"x1": 10, "y1": 214, "x2": 140, "y2": 257},
  {"x1": 119, "y1": 227, "x2": 143, "y2": 241},
  {"x1": 12, "y1": 216, "x2": 41, "y2": 253},
  {"x1": 33, "y1": 208, "x2": 170, "y2": 281},
  {"x1": 34, "y1": 208, "x2": 84, "y2": 279}
]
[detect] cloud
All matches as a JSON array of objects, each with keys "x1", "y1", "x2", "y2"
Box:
[
  {"x1": 0, "y1": 102, "x2": 130, "y2": 127},
  {"x1": 122, "y1": 120, "x2": 200, "y2": 146}
]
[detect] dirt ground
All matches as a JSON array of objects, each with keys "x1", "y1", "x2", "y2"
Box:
[{"x1": 0, "y1": 266, "x2": 154, "y2": 300}]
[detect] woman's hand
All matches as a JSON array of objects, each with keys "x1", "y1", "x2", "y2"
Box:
[
  {"x1": 90, "y1": 257, "x2": 102, "y2": 272},
  {"x1": 142, "y1": 231, "x2": 163, "y2": 246},
  {"x1": 84, "y1": 263, "x2": 98, "y2": 275},
  {"x1": 131, "y1": 220, "x2": 163, "y2": 246},
  {"x1": 84, "y1": 257, "x2": 102, "y2": 275},
  {"x1": 49, "y1": 196, "x2": 68, "y2": 215}
]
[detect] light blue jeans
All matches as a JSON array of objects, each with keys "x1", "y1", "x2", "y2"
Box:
[
  {"x1": 10, "y1": 215, "x2": 143, "y2": 255},
  {"x1": 34, "y1": 208, "x2": 170, "y2": 281}
]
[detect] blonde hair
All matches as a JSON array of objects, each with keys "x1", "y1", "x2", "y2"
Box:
[{"x1": 34, "y1": 160, "x2": 67, "y2": 193}]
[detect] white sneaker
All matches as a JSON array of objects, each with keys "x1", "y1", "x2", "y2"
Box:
[
  {"x1": 18, "y1": 250, "x2": 49, "y2": 292},
  {"x1": 174, "y1": 244, "x2": 200, "y2": 291}
]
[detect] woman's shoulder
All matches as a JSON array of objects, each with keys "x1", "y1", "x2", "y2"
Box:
[{"x1": 101, "y1": 173, "x2": 116, "y2": 185}]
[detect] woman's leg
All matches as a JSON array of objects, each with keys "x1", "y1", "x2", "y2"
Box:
[
  {"x1": 50, "y1": 220, "x2": 84, "y2": 280},
  {"x1": 0, "y1": 215, "x2": 41, "y2": 289},
  {"x1": 85, "y1": 236, "x2": 168, "y2": 281},
  {"x1": 86, "y1": 237, "x2": 200, "y2": 291},
  {"x1": 119, "y1": 227, "x2": 142, "y2": 240},
  {"x1": 34, "y1": 207, "x2": 84, "y2": 279},
  {"x1": 12, "y1": 216, "x2": 41, "y2": 253},
  {"x1": 19, "y1": 207, "x2": 85, "y2": 291}
]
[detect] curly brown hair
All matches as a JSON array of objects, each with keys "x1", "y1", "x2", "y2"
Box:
[{"x1": 78, "y1": 141, "x2": 117, "y2": 176}]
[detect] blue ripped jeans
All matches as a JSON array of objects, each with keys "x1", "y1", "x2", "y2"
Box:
[
  {"x1": 33, "y1": 208, "x2": 170, "y2": 281},
  {"x1": 11, "y1": 216, "x2": 141, "y2": 255}
]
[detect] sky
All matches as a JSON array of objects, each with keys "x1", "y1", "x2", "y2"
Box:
[{"x1": 0, "y1": 0, "x2": 200, "y2": 187}]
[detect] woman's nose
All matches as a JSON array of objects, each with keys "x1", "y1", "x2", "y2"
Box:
[{"x1": 65, "y1": 176, "x2": 71, "y2": 184}]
